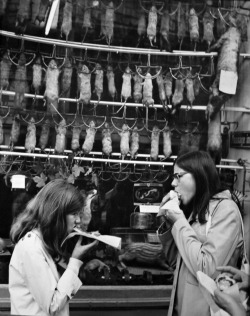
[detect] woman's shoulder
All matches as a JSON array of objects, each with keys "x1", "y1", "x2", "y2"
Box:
[
  {"x1": 211, "y1": 190, "x2": 238, "y2": 207},
  {"x1": 16, "y1": 229, "x2": 43, "y2": 251},
  {"x1": 210, "y1": 190, "x2": 241, "y2": 219}
]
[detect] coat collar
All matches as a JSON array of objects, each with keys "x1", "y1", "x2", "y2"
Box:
[{"x1": 212, "y1": 190, "x2": 232, "y2": 200}]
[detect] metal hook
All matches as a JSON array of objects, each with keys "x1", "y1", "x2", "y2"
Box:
[
  {"x1": 139, "y1": 0, "x2": 165, "y2": 14},
  {"x1": 144, "y1": 107, "x2": 166, "y2": 133},
  {"x1": 21, "y1": 113, "x2": 45, "y2": 125},
  {"x1": 0, "y1": 106, "x2": 10, "y2": 119},
  {"x1": 42, "y1": 45, "x2": 65, "y2": 68},
  {"x1": 218, "y1": 8, "x2": 230, "y2": 26},
  {"x1": 112, "y1": 170, "x2": 129, "y2": 182},
  {"x1": 111, "y1": 105, "x2": 137, "y2": 131},
  {"x1": 136, "y1": 54, "x2": 162, "y2": 80},
  {"x1": 169, "y1": 56, "x2": 191, "y2": 80},
  {"x1": 100, "y1": 0, "x2": 123, "y2": 11}
]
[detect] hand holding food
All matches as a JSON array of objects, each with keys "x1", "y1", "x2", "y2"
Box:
[
  {"x1": 71, "y1": 236, "x2": 99, "y2": 262},
  {"x1": 216, "y1": 266, "x2": 250, "y2": 291},
  {"x1": 158, "y1": 190, "x2": 184, "y2": 223}
]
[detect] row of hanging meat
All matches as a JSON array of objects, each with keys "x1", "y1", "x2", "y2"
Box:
[
  {"x1": 0, "y1": 0, "x2": 248, "y2": 49},
  {"x1": 0, "y1": 50, "x2": 205, "y2": 113},
  {"x1": 0, "y1": 111, "x2": 178, "y2": 161}
]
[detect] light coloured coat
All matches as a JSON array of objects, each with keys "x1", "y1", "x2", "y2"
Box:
[
  {"x1": 158, "y1": 190, "x2": 243, "y2": 316},
  {"x1": 9, "y1": 229, "x2": 82, "y2": 316}
]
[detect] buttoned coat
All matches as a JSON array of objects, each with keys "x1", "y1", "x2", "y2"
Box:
[
  {"x1": 158, "y1": 190, "x2": 243, "y2": 316},
  {"x1": 9, "y1": 229, "x2": 82, "y2": 316}
]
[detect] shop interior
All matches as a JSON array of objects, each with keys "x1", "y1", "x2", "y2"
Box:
[{"x1": 0, "y1": 0, "x2": 250, "y2": 314}]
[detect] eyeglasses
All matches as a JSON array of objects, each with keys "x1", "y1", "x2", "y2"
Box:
[{"x1": 171, "y1": 172, "x2": 189, "y2": 181}]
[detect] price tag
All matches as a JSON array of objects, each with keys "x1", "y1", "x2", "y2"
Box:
[
  {"x1": 139, "y1": 205, "x2": 159, "y2": 213},
  {"x1": 11, "y1": 175, "x2": 26, "y2": 189},
  {"x1": 219, "y1": 70, "x2": 238, "y2": 94}
]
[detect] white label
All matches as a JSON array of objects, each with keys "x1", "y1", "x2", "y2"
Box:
[
  {"x1": 11, "y1": 175, "x2": 26, "y2": 189},
  {"x1": 139, "y1": 205, "x2": 159, "y2": 213},
  {"x1": 219, "y1": 70, "x2": 238, "y2": 94}
]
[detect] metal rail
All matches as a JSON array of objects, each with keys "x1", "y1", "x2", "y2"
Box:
[
  {"x1": 1, "y1": 90, "x2": 250, "y2": 113},
  {"x1": 0, "y1": 30, "x2": 219, "y2": 57},
  {"x1": 0, "y1": 146, "x2": 248, "y2": 170}
]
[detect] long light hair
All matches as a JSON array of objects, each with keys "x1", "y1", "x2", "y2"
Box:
[{"x1": 10, "y1": 179, "x2": 84, "y2": 260}]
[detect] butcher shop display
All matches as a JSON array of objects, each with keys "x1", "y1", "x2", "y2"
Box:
[{"x1": 0, "y1": 0, "x2": 248, "y2": 292}]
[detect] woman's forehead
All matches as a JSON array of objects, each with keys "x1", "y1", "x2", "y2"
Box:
[{"x1": 174, "y1": 165, "x2": 185, "y2": 173}]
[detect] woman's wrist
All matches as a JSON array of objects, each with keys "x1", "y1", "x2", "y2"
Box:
[
  {"x1": 68, "y1": 257, "x2": 83, "y2": 275},
  {"x1": 157, "y1": 218, "x2": 173, "y2": 235}
]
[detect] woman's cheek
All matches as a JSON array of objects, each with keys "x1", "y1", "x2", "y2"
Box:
[{"x1": 180, "y1": 184, "x2": 196, "y2": 205}]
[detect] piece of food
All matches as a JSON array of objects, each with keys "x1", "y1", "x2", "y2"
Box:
[
  {"x1": 25, "y1": 117, "x2": 36, "y2": 153},
  {"x1": 163, "y1": 124, "x2": 172, "y2": 158},
  {"x1": 177, "y1": 3, "x2": 187, "y2": 48},
  {"x1": 78, "y1": 64, "x2": 91, "y2": 104},
  {"x1": 0, "y1": 117, "x2": 3, "y2": 145},
  {"x1": 172, "y1": 75, "x2": 185, "y2": 114},
  {"x1": 185, "y1": 73, "x2": 195, "y2": 107},
  {"x1": 147, "y1": 5, "x2": 158, "y2": 46},
  {"x1": 207, "y1": 15, "x2": 241, "y2": 118},
  {"x1": 44, "y1": 59, "x2": 60, "y2": 113},
  {"x1": 82, "y1": 0, "x2": 92, "y2": 29},
  {"x1": 55, "y1": 118, "x2": 67, "y2": 154},
  {"x1": 133, "y1": 71, "x2": 143, "y2": 103},
  {"x1": 164, "y1": 71, "x2": 173, "y2": 104},
  {"x1": 104, "y1": 1, "x2": 114, "y2": 45},
  {"x1": 60, "y1": 57, "x2": 73, "y2": 96},
  {"x1": 35, "y1": 0, "x2": 50, "y2": 25},
  {"x1": 15, "y1": 0, "x2": 31, "y2": 33},
  {"x1": 207, "y1": 110, "x2": 222, "y2": 165},
  {"x1": 189, "y1": 8, "x2": 199, "y2": 43},
  {"x1": 121, "y1": 66, "x2": 132, "y2": 102},
  {"x1": 61, "y1": 0, "x2": 73, "y2": 40},
  {"x1": 82, "y1": 121, "x2": 96, "y2": 154},
  {"x1": 39, "y1": 119, "x2": 50, "y2": 150},
  {"x1": 94, "y1": 63, "x2": 103, "y2": 102},
  {"x1": 215, "y1": 272, "x2": 236, "y2": 291},
  {"x1": 0, "y1": 52, "x2": 11, "y2": 90},
  {"x1": 102, "y1": 122, "x2": 112, "y2": 156},
  {"x1": 106, "y1": 65, "x2": 117, "y2": 100},
  {"x1": 71, "y1": 123, "x2": 82, "y2": 152},
  {"x1": 10, "y1": 114, "x2": 21, "y2": 147},
  {"x1": 13, "y1": 53, "x2": 28, "y2": 109},
  {"x1": 156, "y1": 72, "x2": 167, "y2": 109},
  {"x1": 119, "y1": 123, "x2": 130, "y2": 159},
  {"x1": 160, "y1": 9, "x2": 171, "y2": 50},
  {"x1": 142, "y1": 72, "x2": 154, "y2": 107},
  {"x1": 150, "y1": 125, "x2": 160, "y2": 161},
  {"x1": 32, "y1": 55, "x2": 43, "y2": 94},
  {"x1": 203, "y1": 9, "x2": 214, "y2": 49},
  {"x1": 118, "y1": 242, "x2": 171, "y2": 270},
  {"x1": 0, "y1": 0, "x2": 7, "y2": 16},
  {"x1": 130, "y1": 126, "x2": 139, "y2": 159},
  {"x1": 137, "y1": 11, "x2": 146, "y2": 38}
]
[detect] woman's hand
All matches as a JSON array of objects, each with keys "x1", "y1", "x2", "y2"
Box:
[
  {"x1": 216, "y1": 266, "x2": 250, "y2": 291},
  {"x1": 71, "y1": 236, "x2": 99, "y2": 261},
  {"x1": 164, "y1": 199, "x2": 185, "y2": 223},
  {"x1": 214, "y1": 288, "x2": 246, "y2": 316}
]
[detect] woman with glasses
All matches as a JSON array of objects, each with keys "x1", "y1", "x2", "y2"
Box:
[
  {"x1": 157, "y1": 151, "x2": 244, "y2": 316},
  {"x1": 9, "y1": 179, "x2": 98, "y2": 316}
]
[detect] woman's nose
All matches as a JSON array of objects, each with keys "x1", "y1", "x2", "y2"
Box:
[{"x1": 171, "y1": 179, "x2": 177, "y2": 187}]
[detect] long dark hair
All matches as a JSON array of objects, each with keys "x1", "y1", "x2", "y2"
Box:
[
  {"x1": 10, "y1": 179, "x2": 84, "y2": 260},
  {"x1": 175, "y1": 151, "x2": 222, "y2": 223}
]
